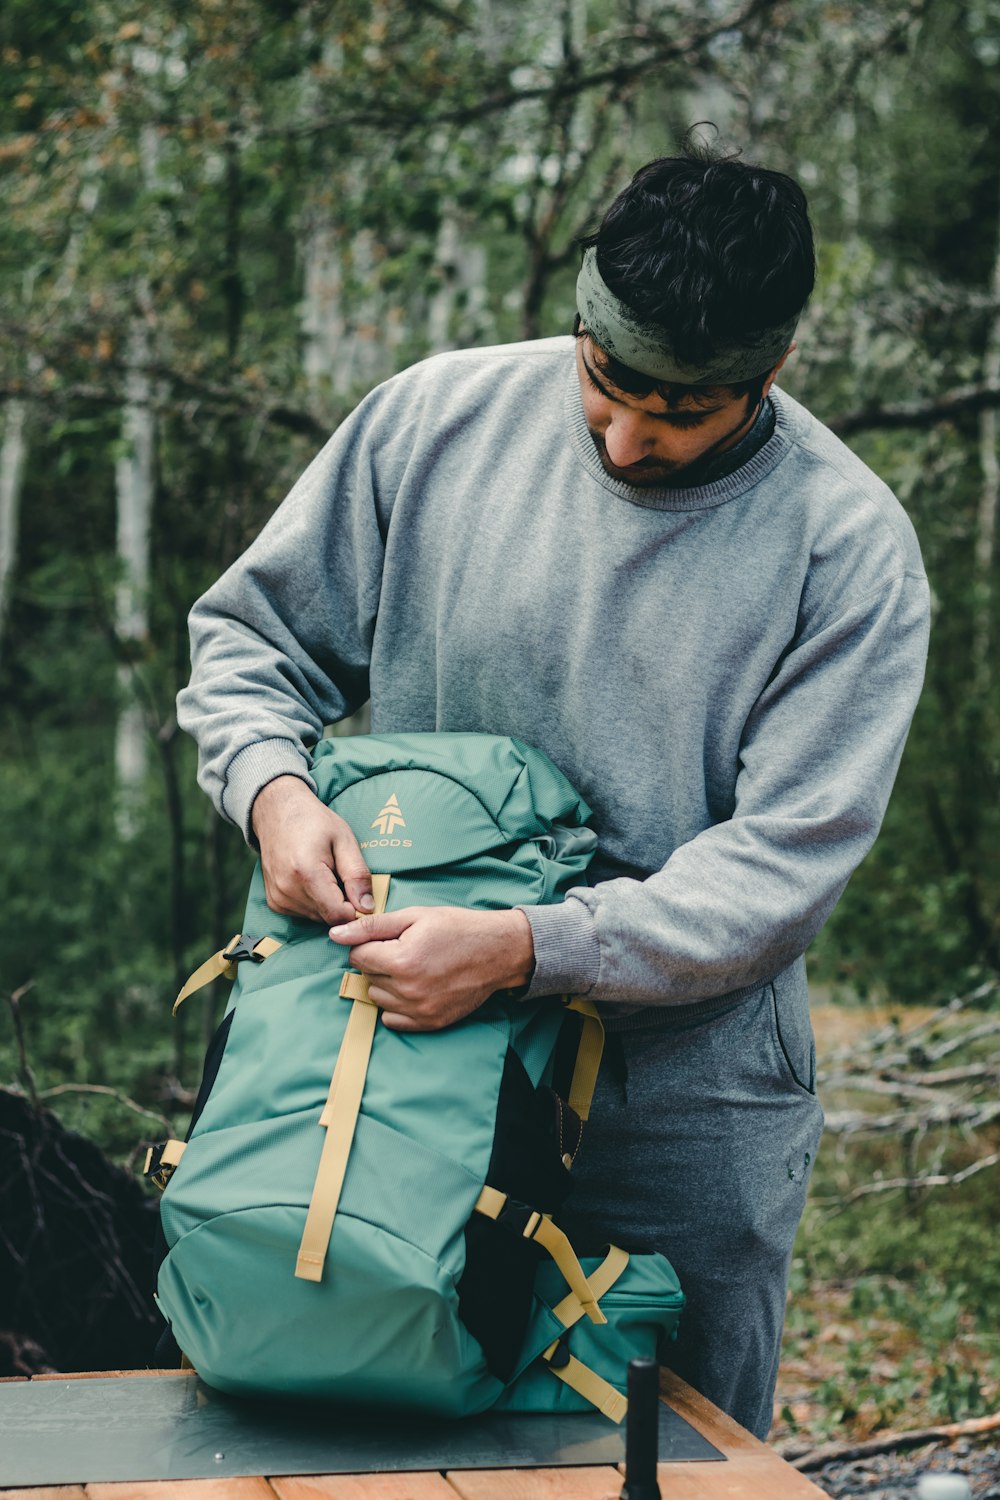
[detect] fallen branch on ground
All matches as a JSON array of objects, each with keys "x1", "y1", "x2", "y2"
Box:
[
  {"x1": 823, "y1": 1100, "x2": 1000, "y2": 1136},
  {"x1": 787, "y1": 1410, "x2": 1000, "y2": 1470},
  {"x1": 817, "y1": 1150, "x2": 1000, "y2": 1212}
]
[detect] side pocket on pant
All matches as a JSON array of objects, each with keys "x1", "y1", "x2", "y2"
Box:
[{"x1": 768, "y1": 979, "x2": 817, "y2": 1096}]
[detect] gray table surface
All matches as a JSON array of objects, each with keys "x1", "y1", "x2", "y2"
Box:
[{"x1": 0, "y1": 1374, "x2": 723, "y2": 1486}]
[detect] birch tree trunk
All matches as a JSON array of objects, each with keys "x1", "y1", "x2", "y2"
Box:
[
  {"x1": 298, "y1": 25, "x2": 396, "y2": 401},
  {"x1": 974, "y1": 195, "x2": 1000, "y2": 689},
  {"x1": 114, "y1": 122, "x2": 160, "y2": 827},
  {"x1": 301, "y1": 215, "x2": 346, "y2": 396},
  {"x1": 114, "y1": 310, "x2": 155, "y2": 818},
  {"x1": 0, "y1": 173, "x2": 100, "y2": 665},
  {"x1": 426, "y1": 207, "x2": 491, "y2": 354},
  {"x1": 0, "y1": 401, "x2": 28, "y2": 667}
]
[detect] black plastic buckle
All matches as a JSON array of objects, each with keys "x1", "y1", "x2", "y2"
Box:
[
  {"x1": 495, "y1": 1199, "x2": 538, "y2": 1239},
  {"x1": 144, "y1": 1142, "x2": 175, "y2": 1191},
  {"x1": 546, "y1": 1334, "x2": 571, "y2": 1371},
  {"x1": 222, "y1": 934, "x2": 266, "y2": 965}
]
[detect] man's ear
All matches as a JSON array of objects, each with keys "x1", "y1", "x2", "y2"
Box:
[{"x1": 760, "y1": 341, "x2": 796, "y2": 398}]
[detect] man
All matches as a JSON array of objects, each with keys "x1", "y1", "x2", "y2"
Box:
[{"x1": 177, "y1": 147, "x2": 929, "y2": 1437}]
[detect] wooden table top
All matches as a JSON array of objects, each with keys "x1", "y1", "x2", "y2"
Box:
[{"x1": 0, "y1": 1368, "x2": 831, "y2": 1499}]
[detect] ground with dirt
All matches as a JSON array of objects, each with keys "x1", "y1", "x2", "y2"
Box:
[
  {"x1": 769, "y1": 1000, "x2": 1000, "y2": 1497},
  {"x1": 808, "y1": 1436, "x2": 999, "y2": 1497}
]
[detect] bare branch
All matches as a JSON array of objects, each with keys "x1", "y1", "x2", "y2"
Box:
[
  {"x1": 882, "y1": 1062, "x2": 999, "y2": 1086},
  {"x1": 38, "y1": 1083, "x2": 174, "y2": 1137},
  {"x1": 926, "y1": 1018, "x2": 1000, "y2": 1061},
  {"x1": 818, "y1": 1150, "x2": 1000, "y2": 1211},
  {"x1": 0, "y1": 376, "x2": 331, "y2": 446},
  {"x1": 816, "y1": 1072, "x2": 957, "y2": 1105},
  {"x1": 788, "y1": 1410, "x2": 1000, "y2": 1470},
  {"x1": 4, "y1": 982, "x2": 40, "y2": 1113},
  {"x1": 829, "y1": 383, "x2": 1000, "y2": 436},
  {"x1": 269, "y1": 0, "x2": 782, "y2": 139},
  {"x1": 823, "y1": 1100, "x2": 1000, "y2": 1136}
]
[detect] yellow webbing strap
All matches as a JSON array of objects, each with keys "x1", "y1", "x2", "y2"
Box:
[
  {"x1": 529, "y1": 1215, "x2": 607, "y2": 1325},
  {"x1": 551, "y1": 1243, "x2": 629, "y2": 1330},
  {"x1": 295, "y1": 874, "x2": 391, "y2": 1283},
  {"x1": 541, "y1": 1343, "x2": 628, "y2": 1424},
  {"x1": 474, "y1": 1184, "x2": 506, "y2": 1219},
  {"x1": 339, "y1": 971, "x2": 373, "y2": 1002},
  {"x1": 472, "y1": 1188, "x2": 606, "y2": 1326},
  {"x1": 541, "y1": 1247, "x2": 631, "y2": 1422},
  {"x1": 318, "y1": 876, "x2": 393, "y2": 1129},
  {"x1": 564, "y1": 997, "x2": 605, "y2": 1122},
  {"x1": 172, "y1": 935, "x2": 282, "y2": 1016}
]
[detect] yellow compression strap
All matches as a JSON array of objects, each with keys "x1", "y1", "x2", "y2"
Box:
[
  {"x1": 473, "y1": 1188, "x2": 606, "y2": 1326},
  {"x1": 295, "y1": 874, "x2": 391, "y2": 1283},
  {"x1": 540, "y1": 1247, "x2": 632, "y2": 1424},
  {"x1": 551, "y1": 1243, "x2": 629, "y2": 1330},
  {"x1": 172, "y1": 935, "x2": 282, "y2": 1016},
  {"x1": 564, "y1": 997, "x2": 605, "y2": 1121},
  {"x1": 542, "y1": 1344, "x2": 628, "y2": 1424}
]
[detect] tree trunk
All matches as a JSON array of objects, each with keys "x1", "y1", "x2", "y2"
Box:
[
  {"x1": 114, "y1": 309, "x2": 155, "y2": 826},
  {"x1": 974, "y1": 193, "x2": 1000, "y2": 688},
  {"x1": 301, "y1": 215, "x2": 346, "y2": 396},
  {"x1": 426, "y1": 207, "x2": 491, "y2": 353},
  {"x1": 114, "y1": 123, "x2": 160, "y2": 826},
  {"x1": 0, "y1": 170, "x2": 100, "y2": 665},
  {"x1": 0, "y1": 400, "x2": 28, "y2": 668}
]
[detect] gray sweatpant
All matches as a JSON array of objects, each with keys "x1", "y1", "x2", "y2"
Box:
[{"x1": 558, "y1": 979, "x2": 824, "y2": 1439}]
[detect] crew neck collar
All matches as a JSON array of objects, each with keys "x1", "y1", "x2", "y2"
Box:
[{"x1": 564, "y1": 359, "x2": 795, "y2": 512}]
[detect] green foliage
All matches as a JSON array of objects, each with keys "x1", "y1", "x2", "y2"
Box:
[
  {"x1": 0, "y1": 0, "x2": 997, "y2": 1143},
  {"x1": 781, "y1": 1158, "x2": 1000, "y2": 1439}
]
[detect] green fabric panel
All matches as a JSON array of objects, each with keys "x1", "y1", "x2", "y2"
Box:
[
  {"x1": 507, "y1": 1002, "x2": 567, "y2": 1087},
  {"x1": 353, "y1": 1014, "x2": 508, "y2": 1178},
  {"x1": 158, "y1": 1206, "x2": 503, "y2": 1414},
  {"x1": 332, "y1": 768, "x2": 504, "y2": 872},
  {"x1": 496, "y1": 1252, "x2": 686, "y2": 1413},
  {"x1": 310, "y1": 733, "x2": 593, "y2": 841},
  {"x1": 161, "y1": 1107, "x2": 482, "y2": 1275}
]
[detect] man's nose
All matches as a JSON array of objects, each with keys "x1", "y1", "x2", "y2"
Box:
[{"x1": 603, "y1": 410, "x2": 654, "y2": 467}]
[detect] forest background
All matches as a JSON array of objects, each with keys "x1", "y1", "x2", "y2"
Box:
[{"x1": 1, "y1": 0, "x2": 999, "y2": 1458}]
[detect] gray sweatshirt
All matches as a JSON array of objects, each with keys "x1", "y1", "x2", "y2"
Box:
[{"x1": 177, "y1": 337, "x2": 930, "y2": 1024}]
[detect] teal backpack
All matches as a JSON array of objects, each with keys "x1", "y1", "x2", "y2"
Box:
[{"x1": 148, "y1": 733, "x2": 683, "y2": 1420}]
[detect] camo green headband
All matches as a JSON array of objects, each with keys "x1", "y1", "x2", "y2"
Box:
[{"x1": 575, "y1": 247, "x2": 798, "y2": 386}]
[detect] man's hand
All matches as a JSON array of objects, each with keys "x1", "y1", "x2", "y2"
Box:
[
  {"x1": 328, "y1": 906, "x2": 535, "y2": 1031},
  {"x1": 251, "y1": 775, "x2": 373, "y2": 927}
]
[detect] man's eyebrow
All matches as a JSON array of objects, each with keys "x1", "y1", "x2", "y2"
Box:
[{"x1": 581, "y1": 351, "x2": 723, "y2": 422}]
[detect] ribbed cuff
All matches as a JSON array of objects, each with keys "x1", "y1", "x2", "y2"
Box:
[
  {"x1": 518, "y1": 897, "x2": 601, "y2": 1000},
  {"x1": 221, "y1": 738, "x2": 317, "y2": 845}
]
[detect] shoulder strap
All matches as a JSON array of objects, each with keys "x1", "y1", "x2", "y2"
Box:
[{"x1": 563, "y1": 997, "x2": 605, "y2": 1121}]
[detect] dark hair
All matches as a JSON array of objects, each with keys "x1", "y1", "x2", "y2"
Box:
[{"x1": 577, "y1": 133, "x2": 815, "y2": 401}]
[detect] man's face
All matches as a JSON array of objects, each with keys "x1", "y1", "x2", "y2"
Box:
[{"x1": 575, "y1": 335, "x2": 780, "y2": 487}]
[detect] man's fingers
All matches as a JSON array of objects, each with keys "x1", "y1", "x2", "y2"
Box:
[
  {"x1": 328, "y1": 910, "x2": 414, "y2": 945},
  {"x1": 380, "y1": 1011, "x2": 419, "y2": 1032},
  {"x1": 330, "y1": 822, "x2": 374, "y2": 914},
  {"x1": 290, "y1": 860, "x2": 349, "y2": 923}
]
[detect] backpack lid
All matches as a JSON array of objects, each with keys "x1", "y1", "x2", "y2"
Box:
[{"x1": 313, "y1": 734, "x2": 594, "y2": 874}]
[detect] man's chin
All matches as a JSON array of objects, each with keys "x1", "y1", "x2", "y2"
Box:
[{"x1": 596, "y1": 450, "x2": 679, "y2": 486}]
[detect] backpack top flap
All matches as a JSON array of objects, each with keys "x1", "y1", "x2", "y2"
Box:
[
  {"x1": 235, "y1": 732, "x2": 597, "y2": 952},
  {"x1": 312, "y1": 733, "x2": 593, "y2": 864}
]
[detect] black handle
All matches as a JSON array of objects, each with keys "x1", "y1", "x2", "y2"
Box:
[{"x1": 620, "y1": 1356, "x2": 661, "y2": 1500}]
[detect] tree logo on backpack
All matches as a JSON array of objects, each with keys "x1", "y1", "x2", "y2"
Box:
[{"x1": 362, "y1": 794, "x2": 412, "y2": 848}]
